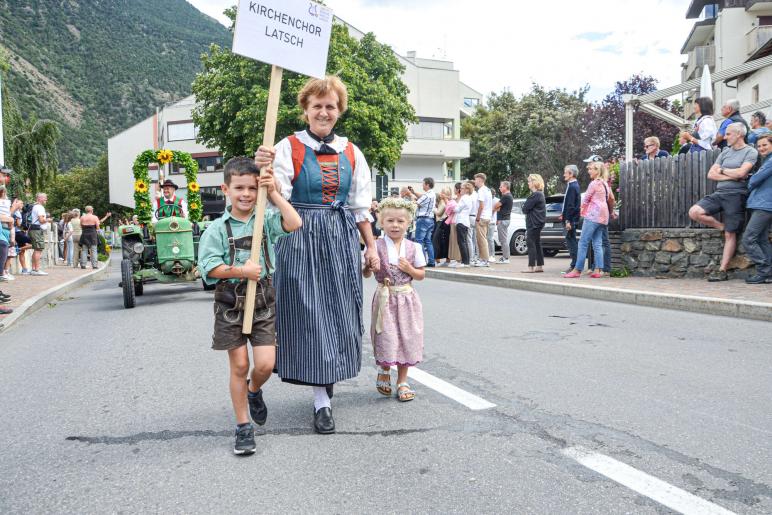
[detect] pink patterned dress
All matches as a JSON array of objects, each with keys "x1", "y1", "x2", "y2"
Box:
[{"x1": 370, "y1": 237, "x2": 424, "y2": 367}]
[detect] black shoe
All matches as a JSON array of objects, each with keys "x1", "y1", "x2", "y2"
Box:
[
  {"x1": 325, "y1": 384, "x2": 334, "y2": 399},
  {"x1": 233, "y1": 424, "x2": 256, "y2": 455},
  {"x1": 247, "y1": 388, "x2": 267, "y2": 426},
  {"x1": 426, "y1": 263, "x2": 436, "y2": 268},
  {"x1": 745, "y1": 273, "x2": 769, "y2": 284},
  {"x1": 0, "y1": 296, "x2": 10, "y2": 304},
  {"x1": 313, "y1": 407, "x2": 335, "y2": 434}
]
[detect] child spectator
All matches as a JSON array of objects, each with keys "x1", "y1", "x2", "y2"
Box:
[
  {"x1": 364, "y1": 197, "x2": 426, "y2": 402},
  {"x1": 198, "y1": 157, "x2": 301, "y2": 455}
]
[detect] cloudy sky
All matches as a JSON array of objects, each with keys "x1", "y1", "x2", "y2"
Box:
[{"x1": 187, "y1": 0, "x2": 695, "y2": 102}]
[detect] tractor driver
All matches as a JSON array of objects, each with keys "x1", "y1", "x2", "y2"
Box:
[{"x1": 153, "y1": 179, "x2": 187, "y2": 221}]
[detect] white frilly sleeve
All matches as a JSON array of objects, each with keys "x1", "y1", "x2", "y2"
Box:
[
  {"x1": 347, "y1": 144, "x2": 373, "y2": 223},
  {"x1": 272, "y1": 138, "x2": 295, "y2": 203}
]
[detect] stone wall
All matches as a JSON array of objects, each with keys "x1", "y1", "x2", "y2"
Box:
[{"x1": 620, "y1": 228, "x2": 772, "y2": 278}]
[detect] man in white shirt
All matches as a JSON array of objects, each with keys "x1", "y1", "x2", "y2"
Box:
[
  {"x1": 29, "y1": 192, "x2": 49, "y2": 275},
  {"x1": 474, "y1": 173, "x2": 493, "y2": 266},
  {"x1": 407, "y1": 177, "x2": 437, "y2": 267}
]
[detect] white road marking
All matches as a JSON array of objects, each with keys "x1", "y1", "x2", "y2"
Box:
[
  {"x1": 391, "y1": 366, "x2": 496, "y2": 410},
  {"x1": 563, "y1": 446, "x2": 736, "y2": 515}
]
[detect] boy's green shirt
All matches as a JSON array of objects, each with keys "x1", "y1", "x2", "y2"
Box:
[{"x1": 198, "y1": 206, "x2": 289, "y2": 285}]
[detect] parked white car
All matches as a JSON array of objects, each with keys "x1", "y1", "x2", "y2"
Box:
[{"x1": 492, "y1": 198, "x2": 528, "y2": 256}]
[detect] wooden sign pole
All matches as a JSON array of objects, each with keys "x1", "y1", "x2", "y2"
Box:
[{"x1": 243, "y1": 65, "x2": 283, "y2": 333}]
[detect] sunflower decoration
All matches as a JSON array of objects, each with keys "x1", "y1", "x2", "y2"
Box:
[
  {"x1": 189, "y1": 202, "x2": 199, "y2": 210},
  {"x1": 134, "y1": 179, "x2": 149, "y2": 193},
  {"x1": 157, "y1": 149, "x2": 174, "y2": 165},
  {"x1": 187, "y1": 181, "x2": 200, "y2": 193}
]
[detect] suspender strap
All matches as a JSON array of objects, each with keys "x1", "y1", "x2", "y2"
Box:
[{"x1": 224, "y1": 218, "x2": 272, "y2": 272}]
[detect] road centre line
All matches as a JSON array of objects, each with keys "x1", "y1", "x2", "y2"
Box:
[
  {"x1": 391, "y1": 366, "x2": 496, "y2": 410},
  {"x1": 562, "y1": 446, "x2": 736, "y2": 515}
]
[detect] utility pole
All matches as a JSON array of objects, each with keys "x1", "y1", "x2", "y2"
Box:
[{"x1": 0, "y1": 69, "x2": 5, "y2": 166}]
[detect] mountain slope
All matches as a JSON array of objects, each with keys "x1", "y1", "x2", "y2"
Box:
[{"x1": 0, "y1": 0, "x2": 231, "y2": 168}]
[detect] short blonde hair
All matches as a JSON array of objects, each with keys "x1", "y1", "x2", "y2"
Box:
[
  {"x1": 527, "y1": 174, "x2": 544, "y2": 191},
  {"x1": 474, "y1": 173, "x2": 487, "y2": 182},
  {"x1": 644, "y1": 136, "x2": 660, "y2": 148},
  {"x1": 298, "y1": 76, "x2": 348, "y2": 122},
  {"x1": 462, "y1": 181, "x2": 475, "y2": 194},
  {"x1": 587, "y1": 162, "x2": 604, "y2": 177},
  {"x1": 440, "y1": 187, "x2": 452, "y2": 198}
]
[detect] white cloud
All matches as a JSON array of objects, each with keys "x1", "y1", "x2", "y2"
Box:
[{"x1": 187, "y1": 0, "x2": 694, "y2": 102}]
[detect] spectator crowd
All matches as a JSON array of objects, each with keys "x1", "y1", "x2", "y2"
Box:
[{"x1": 0, "y1": 164, "x2": 113, "y2": 315}]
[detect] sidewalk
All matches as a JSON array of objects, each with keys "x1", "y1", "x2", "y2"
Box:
[
  {"x1": 0, "y1": 261, "x2": 109, "y2": 333},
  {"x1": 427, "y1": 255, "x2": 772, "y2": 321}
]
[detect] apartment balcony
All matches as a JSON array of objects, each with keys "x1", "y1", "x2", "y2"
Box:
[
  {"x1": 746, "y1": 25, "x2": 772, "y2": 56},
  {"x1": 401, "y1": 138, "x2": 470, "y2": 160},
  {"x1": 684, "y1": 45, "x2": 716, "y2": 80},
  {"x1": 746, "y1": 0, "x2": 772, "y2": 14}
]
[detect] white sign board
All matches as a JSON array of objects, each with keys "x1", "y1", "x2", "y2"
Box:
[{"x1": 232, "y1": 0, "x2": 334, "y2": 79}]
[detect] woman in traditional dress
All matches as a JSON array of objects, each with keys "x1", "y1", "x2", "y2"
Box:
[{"x1": 255, "y1": 76, "x2": 380, "y2": 434}]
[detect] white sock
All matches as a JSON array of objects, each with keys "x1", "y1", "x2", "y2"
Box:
[{"x1": 313, "y1": 386, "x2": 331, "y2": 412}]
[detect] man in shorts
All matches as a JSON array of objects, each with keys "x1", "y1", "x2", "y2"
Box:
[
  {"x1": 689, "y1": 123, "x2": 758, "y2": 281},
  {"x1": 28, "y1": 193, "x2": 49, "y2": 276}
]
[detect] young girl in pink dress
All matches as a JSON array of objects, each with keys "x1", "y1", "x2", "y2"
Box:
[{"x1": 363, "y1": 198, "x2": 426, "y2": 402}]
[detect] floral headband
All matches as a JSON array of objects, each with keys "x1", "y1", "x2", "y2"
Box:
[{"x1": 377, "y1": 197, "x2": 417, "y2": 219}]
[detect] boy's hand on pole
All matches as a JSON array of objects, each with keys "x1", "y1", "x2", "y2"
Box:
[{"x1": 242, "y1": 259, "x2": 262, "y2": 282}]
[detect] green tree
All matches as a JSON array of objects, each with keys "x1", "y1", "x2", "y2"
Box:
[
  {"x1": 192, "y1": 19, "x2": 416, "y2": 172},
  {"x1": 2, "y1": 57, "x2": 61, "y2": 197},
  {"x1": 462, "y1": 85, "x2": 593, "y2": 194},
  {"x1": 47, "y1": 154, "x2": 130, "y2": 222}
]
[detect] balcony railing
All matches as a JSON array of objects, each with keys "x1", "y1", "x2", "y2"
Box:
[
  {"x1": 685, "y1": 45, "x2": 716, "y2": 80},
  {"x1": 746, "y1": 25, "x2": 772, "y2": 57}
]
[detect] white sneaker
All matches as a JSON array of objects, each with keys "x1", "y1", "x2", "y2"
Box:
[
  {"x1": 21, "y1": 269, "x2": 31, "y2": 275},
  {"x1": 474, "y1": 261, "x2": 489, "y2": 267},
  {"x1": 30, "y1": 270, "x2": 49, "y2": 276},
  {"x1": 437, "y1": 261, "x2": 449, "y2": 267},
  {"x1": 488, "y1": 257, "x2": 496, "y2": 263},
  {"x1": 0, "y1": 275, "x2": 7, "y2": 282},
  {"x1": 1, "y1": 273, "x2": 14, "y2": 281},
  {"x1": 448, "y1": 262, "x2": 458, "y2": 268}
]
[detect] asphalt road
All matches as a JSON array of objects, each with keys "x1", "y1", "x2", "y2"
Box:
[{"x1": 1, "y1": 258, "x2": 770, "y2": 514}]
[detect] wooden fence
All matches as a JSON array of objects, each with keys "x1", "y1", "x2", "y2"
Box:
[{"x1": 619, "y1": 149, "x2": 721, "y2": 229}]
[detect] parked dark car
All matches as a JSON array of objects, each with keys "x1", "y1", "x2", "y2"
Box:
[{"x1": 540, "y1": 194, "x2": 581, "y2": 256}]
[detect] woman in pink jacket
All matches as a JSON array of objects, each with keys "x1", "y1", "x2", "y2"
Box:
[{"x1": 565, "y1": 160, "x2": 609, "y2": 278}]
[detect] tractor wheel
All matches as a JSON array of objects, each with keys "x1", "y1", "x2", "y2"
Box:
[
  {"x1": 134, "y1": 281, "x2": 144, "y2": 296},
  {"x1": 121, "y1": 259, "x2": 136, "y2": 309},
  {"x1": 202, "y1": 278, "x2": 216, "y2": 291}
]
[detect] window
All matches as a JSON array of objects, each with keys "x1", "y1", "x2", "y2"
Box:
[
  {"x1": 464, "y1": 97, "x2": 480, "y2": 108},
  {"x1": 752, "y1": 85, "x2": 759, "y2": 104},
  {"x1": 194, "y1": 155, "x2": 224, "y2": 173},
  {"x1": 200, "y1": 186, "x2": 225, "y2": 202},
  {"x1": 168, "y1": 121, "x2": 198, "y2": 141},
  {"x1": 408, "y1": 118, "x2": 454, "y2": 140}
]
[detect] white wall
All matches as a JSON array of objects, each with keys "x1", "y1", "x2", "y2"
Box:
[
  {"x1": 738, "y1": 67, "x2": 772, "y2": 121},
  {"x1": 108, "y1": 117, "x2": 156, "y2": 208}
]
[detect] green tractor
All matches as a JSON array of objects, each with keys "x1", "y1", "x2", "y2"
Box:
[{"x1": 118, "y1": 149, "x2": 214, "y2": 308}]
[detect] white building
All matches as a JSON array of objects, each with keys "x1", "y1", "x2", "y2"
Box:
[
  {"x1": 108, "y1": 23, "x2": 482, "y2": 214},
  {"x1": 680, "y1": 0, "x2": 772, "y2": 120}
]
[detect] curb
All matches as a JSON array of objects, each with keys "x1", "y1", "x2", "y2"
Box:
[
  {"x1": 426, "y1": 269, "x2": 772, "y2": 322},
  {"x1": 0, "y1": 259, "x2": 111, "y2": 334}
]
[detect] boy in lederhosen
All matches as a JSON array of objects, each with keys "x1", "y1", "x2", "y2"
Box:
[{"x1": 198, "y1": 157, "x2": 302, "y2": 455}]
